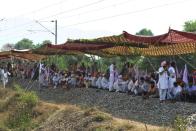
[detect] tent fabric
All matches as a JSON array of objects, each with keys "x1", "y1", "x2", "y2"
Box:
[
  {"x1": 123, "y1": 29, "x2": 196, "y2": 45},
  {"x1": 47, "y1": 42, "x2": 114, "y2": 50},
  {"x1": 0, "y1": 50, "x2": 46, "y2": 61},
  {"x1": 68, "y1": 35, "x2": 148, "y2": 48},
  {"x1": 33, "y1": 44, "x2": 85, "y2": 55},
  {"x1": 33, "y1": 29, "x2": 196, "y2": 57}
]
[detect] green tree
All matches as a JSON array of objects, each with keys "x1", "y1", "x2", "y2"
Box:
[
  {"x1": 41, "y1": 40, "x2": 52, "y2": 45},
  {"x1": 15, "y1": 38, "x2": 34, "y2": 50},
  {"x1": 136, "y1": 28, "x2": 154, "y2": 36},
  {"x1": 33, "y1": 40, "x2": 52, "y2": 49},
  {"x1": 183, "y1": 20, "x2": 196, "y2": 32},
  {"x1": 183, "y1": 20, "x2": 196, "y2": 68}
]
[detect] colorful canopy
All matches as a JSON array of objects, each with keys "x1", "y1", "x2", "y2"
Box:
[
  {"x1": 33, "y1": 29, "x2": 196, "y2": 57},
  {"x1": 0, "y1": 50, "x2": 46, "y2": 61},
  {"x1": 123, "y1": 29, "x2": 196, "y2": 45}
]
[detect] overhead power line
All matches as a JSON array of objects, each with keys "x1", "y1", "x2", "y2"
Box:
[
  {"x1": 55, "y1": 0, "x2": 136, "y2": 20},
  {"x1": 0, "y1": 0, "x2": 193, "y2": 41},
  {"x1": 59, "y1": 0, "x2": 191, "y2": 28},
  {"x1": 35, "y1": 20, "x2": 55, "y2": 35},
  {"x1": 0, "y1": 0, "x2": 108, "y2": 32},
  {"x1": 39, "y1": 0, "x2": 107, "y2": 20},
  {"x1": 7, "y1": 0, "x2": 70, "y2": 19}
]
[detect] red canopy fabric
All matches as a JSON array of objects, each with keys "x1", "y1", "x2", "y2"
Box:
[
  {"x1": 33, "y1": 28, "x2": 196, "y2": 57},
  {"x1": 123, "y1": 29, "x2": 196, "y2": 45},
  {"x1": 47, "y1": 42, "x2": 113, "y2": 50}
]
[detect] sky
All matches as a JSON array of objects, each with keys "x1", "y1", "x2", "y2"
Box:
[{"x1": 0, "y1": 0, "x2": 196, "y2": 47}]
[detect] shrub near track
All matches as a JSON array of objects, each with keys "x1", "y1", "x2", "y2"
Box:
[{"x1": 5, "y1": 85, "x2": 39, "y2": 130}]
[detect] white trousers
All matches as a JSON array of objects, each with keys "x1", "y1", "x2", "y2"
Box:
[
  {"x1": 109, "y1": 76, "x2": 114, "y2": 91},
  {"x1": 159, "y1": 89, "x2": 167, "y2": 101}
]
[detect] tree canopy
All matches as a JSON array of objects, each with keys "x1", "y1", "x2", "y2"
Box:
[
  {"x1": 14, "y1": 38, "x2": 34, "y2": 50},
  {"x1": 183, "y1": 20, "x2": 196, "y2": 32},
  {"x1": 41, "y1": 40, "x2": 52, "y2": 45},
  {"x1": 135, "y1": 28, "x2": 154, "y2": 36}
]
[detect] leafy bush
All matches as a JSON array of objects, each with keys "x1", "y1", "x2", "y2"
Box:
[
  {"x1": 5, "y1": 85, "x2": 39, "y2": 130},
  {"x1": 19, "y1": 91, "x2": 38, "y2": 107},
  {"x1": 13, "y1": 84, "x2": 39, "y2": 107},
  {"x1": 173, "y1": 115, "x2": 188, "y2": 131},
  {"x1": 6, "y1": 102, "x2": 32, "y2": 129}
]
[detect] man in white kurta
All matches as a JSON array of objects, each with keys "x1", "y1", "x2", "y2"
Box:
[
  {"x1": 101, "y1": 75, "x2": 109, "y2": 89},
  {"x1": 1, "y1": 69, "x2": 10, "y2": 88},
  {"x1": 108, "y1": 63, "x2": 115, "y2": 91},
  {"x1": 96, "y1": 75, "x2": 102, "y2": 89},
  {"x1": 114, "y1": 75, "x2": 129, "y2": 92},
  {"x1": 158, "y1": 61, "x2": 169, "y2": 102},
  {"x1": 167, "y1": 62, "x2": 176, "y2": 99}
]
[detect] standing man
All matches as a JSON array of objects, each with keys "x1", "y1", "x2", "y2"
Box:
[
  {"x1": 109, "y1": 62, "x2": 115, "y2": 92},
  {"x1": 158, "y1": 61, "x2": 169, "y2": 103},
  {"x1": 167, "y1": 61, "x2": 176, "y2": 99}
]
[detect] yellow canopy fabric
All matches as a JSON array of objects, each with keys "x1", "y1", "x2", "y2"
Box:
[
  {"x1": 33, "y1": 29, "x2": 196, "y2": 57},
  {"x1": 0, "y1": 50, "x2": 46, "y2": 61}
]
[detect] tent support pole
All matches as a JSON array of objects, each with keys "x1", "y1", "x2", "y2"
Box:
[{"x1": 146, "y1": 57, "x2": 156, "y2": 72}]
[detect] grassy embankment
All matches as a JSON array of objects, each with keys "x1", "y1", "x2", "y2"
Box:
[{"x1": 0, "y1": 85, "x2": 186, "y2": 131}]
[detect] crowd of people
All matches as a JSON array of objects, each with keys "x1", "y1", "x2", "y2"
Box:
[{"x1": 0, "y1": 60, "x2": 196, "y2": 103}]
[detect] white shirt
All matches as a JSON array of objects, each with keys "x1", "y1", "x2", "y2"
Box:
[
  {"x1": 101, "y1": 77, "x2": 109, "y2": 88},
  {"x1": 168, "y1": 66, "x2": 176, "y2": 79},
  {"x1": 158, "y1": 67, "x2": 169, "y2": 89},
  {"x1": 109, "y1": 64, "x2": 114, "y2": 76},
  {"x1": 173, "y1": 86, "x2": 182, "y2": 95}
]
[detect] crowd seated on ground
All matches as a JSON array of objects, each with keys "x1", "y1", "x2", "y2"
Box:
[{"x1": 0, "y1": 60, "x2": 195, "y2": 103}]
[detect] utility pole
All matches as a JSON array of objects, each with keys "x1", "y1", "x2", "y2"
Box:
[
  {"x1": 34, "y1": 20, "x2": 58, "y2": 44},
  {"x1": 55, "y1": 20, "x2": 57, "y2": 44},
  {"x1": 51, "y1": 20, "x2": 57, "y2": 44}
]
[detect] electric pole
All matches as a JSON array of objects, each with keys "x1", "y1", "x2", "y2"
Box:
[
  {"x1": 34, "y1": 20, "x2": 58, "y2": 44},
  {"x1": 52, "y1": 20, "x2": 57, "y2": 44}
]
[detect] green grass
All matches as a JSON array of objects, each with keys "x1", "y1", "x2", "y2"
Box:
[
  {"x1": 0, "y1": 85, "x2": 39, "y2": 130},
  {"x1": 173, "y1": 115, "x2": 188, "y2": 131}
]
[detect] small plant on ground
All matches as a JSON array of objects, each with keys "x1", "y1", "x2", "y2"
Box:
[
  {"x1": 93, "y1": 113, "x2": 111, "y2": 122},
  {"x1": 18, "y1": 91, "x2": 38, "y2": 107},
  {"x1": 173, "y1": 115, "x2": 188, "y2": 131}
]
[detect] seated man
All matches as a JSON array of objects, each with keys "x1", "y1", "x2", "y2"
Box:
[
  {"x1": 114, "y1": 75, "x2": 128, "y2": 92},
  {"x1": 144, "y1": 80, "x2": 156, "y2": 99},
  {"x1": 127, "y1": 77, "x2": 136, "y2": 94},
  {"x1": 172, "y1": 82, "x2": 182, "y2": 101},
  {"x1": 132, "y1": 77, "x2": 145, "y2": 96},
  {"x1": 77, "y1": 73, "x2": 85, "y2": 88},
  {"x1": 91, "y1": 73, "x2": 98, "y2": 88},
  {"x1": 101, "y1": 74, "x2": 109, "y2": 89},
  {"x1": 59, "y1": 72, "x2": 68, "y2": 89},
  {"x1": 188, "y1": 84, "x2": 196, "y2": 94},
  {"x1": 84, "y1": 73, "x2": 92, "y2": 88},
  {"x1": 96, "y1": 74, "x2": 102, "y2": 89},
  {"x1": 68, "y1": 74, "x2": 77, "y2": 88},
  {"x1": 140, "y1": 77, "x2": 150, "y2": 99}
]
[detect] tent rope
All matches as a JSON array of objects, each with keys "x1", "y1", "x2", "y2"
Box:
[
  {"x1": 146, "y1": 57, "x2": 156, "y2": 72},
  {"x1": 177, "y1": 55, "x2": 196, "y2": 69}
]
